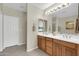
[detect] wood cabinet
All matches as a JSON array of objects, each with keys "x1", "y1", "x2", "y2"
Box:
[
  {"x1": 63, "y1": 47, "x2": 77, "y2": 56},
  {"x1": 53, "y1": 39, "x2": 77, "y2": 56},
  {"x1": 46, "y1": 37, "x2": 53, "y2": 55},
  {"x1": 38, "y1": 36, "x2": 42, "y2": 49},
  {"x1": 62, "y1": 40, "x2": 77, "y2": 56},
  {"x1": 37, "y1": 35, "x2": 79, "y2": 56},
  {"x1": 41, "y1": 37, "x2": 46, "y2": 51},
  {"x1": 38, "y1": 35, "x2": 46, "y2": 51},
  {"x1": 53, "y1": 42, "x2": 62, "y2": 56}
]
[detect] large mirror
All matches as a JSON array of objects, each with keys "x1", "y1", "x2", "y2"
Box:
[
  {"x1": 38, "y1": 3, "x2": 78, "y2": 34},
  {"x1": 57, "y1": 3, "x2": 78, "y2": 34},
  {"x1": 49, "y1": 3, "x2": 78, "y2": 34}
]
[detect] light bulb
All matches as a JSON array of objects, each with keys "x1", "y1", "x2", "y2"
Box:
[
  {"x1": 57, "y1": 7, "x2": 61, "y2": 9},
  {"x1": 62, "y1": 4, "x2": 66, "y2": 7}
]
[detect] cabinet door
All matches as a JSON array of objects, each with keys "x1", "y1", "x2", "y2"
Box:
[
  {"x1": 64, "y1": 47, "x2": 77, "y2": 56},
  {"x1": 46, "y1": 38, "x2": 52, "y2": 48},
  {"x1": 46, "y1": 47, "x2": 52, "y2": 55},
  {"x1": 38, "y1": 36, "x2": 42, "y2": 49},
  {"x1": 41, "y1": 37, "x2": 46, "y2": 51},
  {"x1": 38, "y1": 36, "x2": 43, "y2": 49},
  {"x1": 46, "y1": 38, "x2": 53, "y2": 55},
  {"x1": 53, "y1": 43, "x2": 62, "y2": 56}
]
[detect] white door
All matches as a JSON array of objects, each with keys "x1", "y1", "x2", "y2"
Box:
[{"x1": 4, "y1": 15, "x2": 19, "y2": 48}]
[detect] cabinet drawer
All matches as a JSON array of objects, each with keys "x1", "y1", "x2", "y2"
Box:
[
  {"x1": 46, "y1": 47, "x2": 52, "y2": 55},
  {"x1": 46, "y1": 38, "x2": 52, "y2": 48},
  {"x1": 53, "y1": 39, "x2": 76, "y2": 49}
]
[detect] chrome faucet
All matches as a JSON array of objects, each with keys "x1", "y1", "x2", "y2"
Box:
[{"x1": 62, "y1": 34, "x2": 71, "y2": 39}]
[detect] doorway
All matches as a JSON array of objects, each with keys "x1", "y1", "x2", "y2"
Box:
[{"x1": 4, "y1": 15, "x2": 20, "y2": 48}]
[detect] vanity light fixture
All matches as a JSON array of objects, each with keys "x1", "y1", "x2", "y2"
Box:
[{"x1": 45, "y1": 3, "x2": 71, "y2": 15}]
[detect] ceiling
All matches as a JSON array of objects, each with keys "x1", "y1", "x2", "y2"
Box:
[
  {"x1": 31, "y1": 3, "x2": 54, "y2": 10},
  {"x1": 3, "y1": 3, "x2": 55, "y2": 12},
  {"x1": 3, "y1": 3, "x2": 27, "y2": 12}
]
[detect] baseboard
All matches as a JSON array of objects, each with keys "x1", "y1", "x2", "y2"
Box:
[
  {"x1": 27, "y1": 47, "x2": 38, "y2": 52},
  {"x1": 17, "y1": 42, "x2": 25, "y2": 46}
]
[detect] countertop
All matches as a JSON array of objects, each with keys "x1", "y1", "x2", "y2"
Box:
[{"x1": 38, "y1": 32, "x2": 79, "y2": 44}]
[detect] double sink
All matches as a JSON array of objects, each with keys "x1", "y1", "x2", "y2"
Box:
[{"x1": 38, "y1": 32, "x2": 79, "y2": 44}]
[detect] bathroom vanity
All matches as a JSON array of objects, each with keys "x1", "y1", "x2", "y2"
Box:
[
  {"x1": 37, "y1": 4, "x2": 79, "y2": 56},
  {"x1": 37, "y1": 33, "x2": 79, "y2": 56}
]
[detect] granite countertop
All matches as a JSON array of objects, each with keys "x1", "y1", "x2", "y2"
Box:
[{"x1": 38, "y1": 32, "x2": 79, "y2": 44}]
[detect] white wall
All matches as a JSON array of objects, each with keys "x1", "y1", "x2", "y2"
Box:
[
  {"x1": 27, "y1": 4, "x2": 43, "y2": 51},
  {"x1": 19, "y1": 12, "x2": 27, "y2": 45},
  {"x1": 0, "y1": 4, "x2": 3, "y2": 51}
]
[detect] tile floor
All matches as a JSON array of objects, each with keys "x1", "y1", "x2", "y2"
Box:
[{"x1": 0, "y1": 45, "x2": 48, "y2": 56}]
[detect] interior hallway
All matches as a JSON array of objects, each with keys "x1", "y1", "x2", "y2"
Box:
[{"x1": 0, "y1": 45, "x2": 48, "y2": 56}]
